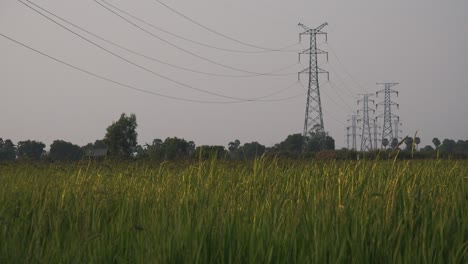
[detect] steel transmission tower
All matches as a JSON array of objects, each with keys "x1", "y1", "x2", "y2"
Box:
[
  {"x1": 347, "y1": 114, "x2": 357, "y2": 150},
  {"x1": 376, "y1": 83, "x2": 399, "y2": 146},
  {"x1": 394, "y1": 119, "x2": 402, "y2": 140},
  {"x1": 373, "y1": 119, "x2": 380, "y2": 150},
  {"x1": 346, "y1": 127, "x2": 350, "y2": 149},
  {"x1": 298, "y1": 23, "x2": 329, "y2": 137},
  {"x1": 357, "y1": 94, "x2": 375, "y2": 151}
]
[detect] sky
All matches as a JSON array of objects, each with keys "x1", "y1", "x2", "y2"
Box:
[{"x1": 1, "y1": 0, "x2": 467, "y2": 149}]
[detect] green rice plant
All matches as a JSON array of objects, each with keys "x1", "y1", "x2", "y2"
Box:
[{"x1": 0, "y1": 158, "x2": 466, "y2": 263}]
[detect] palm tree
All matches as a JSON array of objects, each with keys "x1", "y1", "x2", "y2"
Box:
[
  {"x1": 405, "y1": 137, "x2": 414, "y2": 151},
  {"x1": 382, "y1": 138, "x2": 389, "y2": 149},
  {"x1": 432, "y1": 138, "x2": 441, "y2": 149},
  {"x1": 415, "y1": 137, "x2": 421, "y2": 150}
]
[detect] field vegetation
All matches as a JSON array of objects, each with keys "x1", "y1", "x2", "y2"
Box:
[{"x1": 0, "y1": 157, "x2": 466, "y2": 263}]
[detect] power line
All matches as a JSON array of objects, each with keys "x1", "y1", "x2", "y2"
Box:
[
  {"x1": 254, "y1": 81, "x2": 300, "y2": 100},
  {"x1": 323, "y1": 109, "x2": 347, "y2": 126},
  {"x1": 300, "y1": 81, "x2": 348, "y2": 126},
  {"x1": 100, "y1": 0, "x2": 298, "y2": 54},
  {"x1": 327, "y1": 81, "x2": 355, "y2": 111},
  {"x1": 94, "y1": 0, "x2": 296, "y2": 76},
  {"x1": 17, "y1": 0, "x2": 267, "y2": 101},
  {"x1": 306, "y1": 53, "x2": 358, "y2": 99},
  {"x1": 23, "y1": 0, "x2": 299, "y2": 78},
  {"x1": 326, "y1": 42, "x2": 369, "y2": 93},
  {"x1": 151, "y1": 0, "x2": 300, "y2": 52},
  {"x1": 300, "y1": 81, "x2": 351, "y2": 113},
  {"x1": 0, "y1": 33, "x2": 229, "y2": 103},
  {"x1": 301, "y1": 42, "x2": 355, "y2": 111},
  {"x1": 0, "y1": 32, "x2": 305, "y2": 104},
  {"x1": 301, "y1": 44, "x2": 355, "y2": 97},
  {"x1": 326, "y1": 62, "x2": 358, "y2": 98}
]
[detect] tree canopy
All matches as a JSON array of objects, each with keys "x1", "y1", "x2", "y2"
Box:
[
  {"x1": 240, "y1": 142, "x2": 266, "y2": 160},
  {"x1": 305, "y1": 130, "x2": 335, "y2": 152},
  {"x1": 0, "y1": 138, "x2": 16, "y2": 161},
  {"x1": 144, "y1": 137, "x2": 195, "y2": 160},
  {"x1": 17, "y1": 140, "x2": 45, "y2": 160},
  {"x1": 49, "y1": 140, "x2": 83, "y2": 161},
  {"x1": 194, "y1": 145, "x2": 227, "y2": 160},
  {"x1": 276, "y1": 134, "x2": 304, "y2": 154},
  {"x1": 2, "y1": 112, "x2": 468, "y2": 161},
  {"x1": 432, "y1": 138, "x2": 441, "y2": 149},
  {"x1": 104, "y1": 113, "x2": 138, "y2": 158}
]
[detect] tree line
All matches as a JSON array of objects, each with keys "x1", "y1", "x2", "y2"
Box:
[
  {"x1": 0, "y1": 113, "x2": 466, "y2": 162},
  {"x1": 336, "y1": 137, "x2": 468, "y2": 160},
  {"x1": 0, "y1": 113, "x2": 335, "y2": 162}
]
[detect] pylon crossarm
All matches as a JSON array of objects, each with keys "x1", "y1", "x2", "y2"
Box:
[{"x1": 315, "y1": 22, "x2": 328, "y2": 32}]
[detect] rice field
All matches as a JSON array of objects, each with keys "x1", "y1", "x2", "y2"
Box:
[{"x1": 0, "y1": 158, "x2": 466, "y2": 263}]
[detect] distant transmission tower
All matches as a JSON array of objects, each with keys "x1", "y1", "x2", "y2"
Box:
[
  {"x1": 346, "y1": 127, "x2": 350, "y2": 149},
  {"x1": 298, "y1": 22, "x2": 329, "y2": 137},
  {"x1": 347, "y1": 114, "x2": 357, "y2": 150},
  {"x1": 373, "y1": 119, "x2": 380, "y2": 150},
  {"x1": 376, "y1": 83, "x2": 399, "y2": 146},
  {"x1": 357, "y1": 94, "x2": 375, "y2": 151},
  {"x1": 394, "y1": 119, "x2": 402, "y2": 140}
]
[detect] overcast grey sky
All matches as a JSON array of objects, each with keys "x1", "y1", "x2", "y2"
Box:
[{"x1": 1, "y1": 0, "x2": 467, "y2": 149}]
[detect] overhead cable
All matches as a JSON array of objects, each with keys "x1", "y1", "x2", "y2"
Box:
[
  {"x1": 101, "y1": 0, "x2": 299, "y2": 54},
  {"x1": 151, "y1": 0, "x2": 301, "y2": 52},
  {"x1": 17, "y1": 0, "x2": 262, "y2": 101},
  {"x1": 94, "y1": 0, "x2": 297, "y2": 76},
  {"x1": 326, "y1": 42, "x2": 369, "y2": 93},
  {"x1": 24, "y1": 0, "x2": 298, "y2": 78},
  {"x1": 0, "y1": 33, "x2": 305, "y2": 104}
]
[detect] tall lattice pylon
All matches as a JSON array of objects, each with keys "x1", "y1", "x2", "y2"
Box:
[
  {"x1": 298, "y1": 23, "x2": 329, "y2": 137},
  {"x1": 394, "y1": 119, "x2": 402, "y2": 140},
  {"x1": 347, "y1": 114, "x2": 357, "y2": 150},
  {"x1": 376, "y1": 83, "x2": 399, "y2": 147},
  {"x1": 373, "y1": 119, "x2": 380, "y2": 150},
  {"x1": 345, "y1": 127, "x2": 350, "y2": 150},
  {"x1": 357, "y1": 94, "x2": 375, "y2": 151}
]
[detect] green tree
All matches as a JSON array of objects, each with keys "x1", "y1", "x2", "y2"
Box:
[
  {"x1": 404, "y1": 137, "x2": 414, "y2": 151},
  {"x1": 194, "y1": 145, "x2": 227, "y2": 160},
  {"x1": 82, "y1": 139, "x2": 107, "y2": 154},
  {"x1": 240, "y1": 142, "x2": 265, "y2": 160},
  {"x1": 145, "y1": 139, "x2": 164, "y2": 160},
  {"x1": 0, "y1": 138, "x2": 16, "y2": 161},
  {"x1": 134, "y1": 145, "x2": 146, "y2": 158},
  {"x1": 228, "y1": 140, "x2": 240, "y2": 152},
  {"x1": 49, "y1": 140, "x2": 83, "y2": 161},
  {"x1": 305, "y1": 130, "x2": 335, "y2": 152},
  {"x1": 160, "y1": 137, "x2": 194, "y2": 160},
  {"x1": 456, "y1": 140, "x2": 468, "y2": 154},
  {"x1": 93, "y1": 139, "x2": 107, "y2": 149},
  {"x1": 421, "y1": 145, "x2": 434, "y2": 152},
  {"x1": 432, "y1": 137, "x2": 441, "y2": 149},
  {"x1": 277, "y1": 134, "x2": 304, "y2": 154},
  {"x1": 17, "y1": 140, "x2": 45, "y2": 160},
  {"x1": 228, "y1": 139, "x2": 241, "y2": 159},
  {"x1": 391, "y1": 138, "x2": 399, "y2": 149},
  {"x1": 104, "y1": 113, "x2": 138, "y2": 158},
  {"x1": 440, "y1": 139, "x2": 456, "y2": 153}
]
